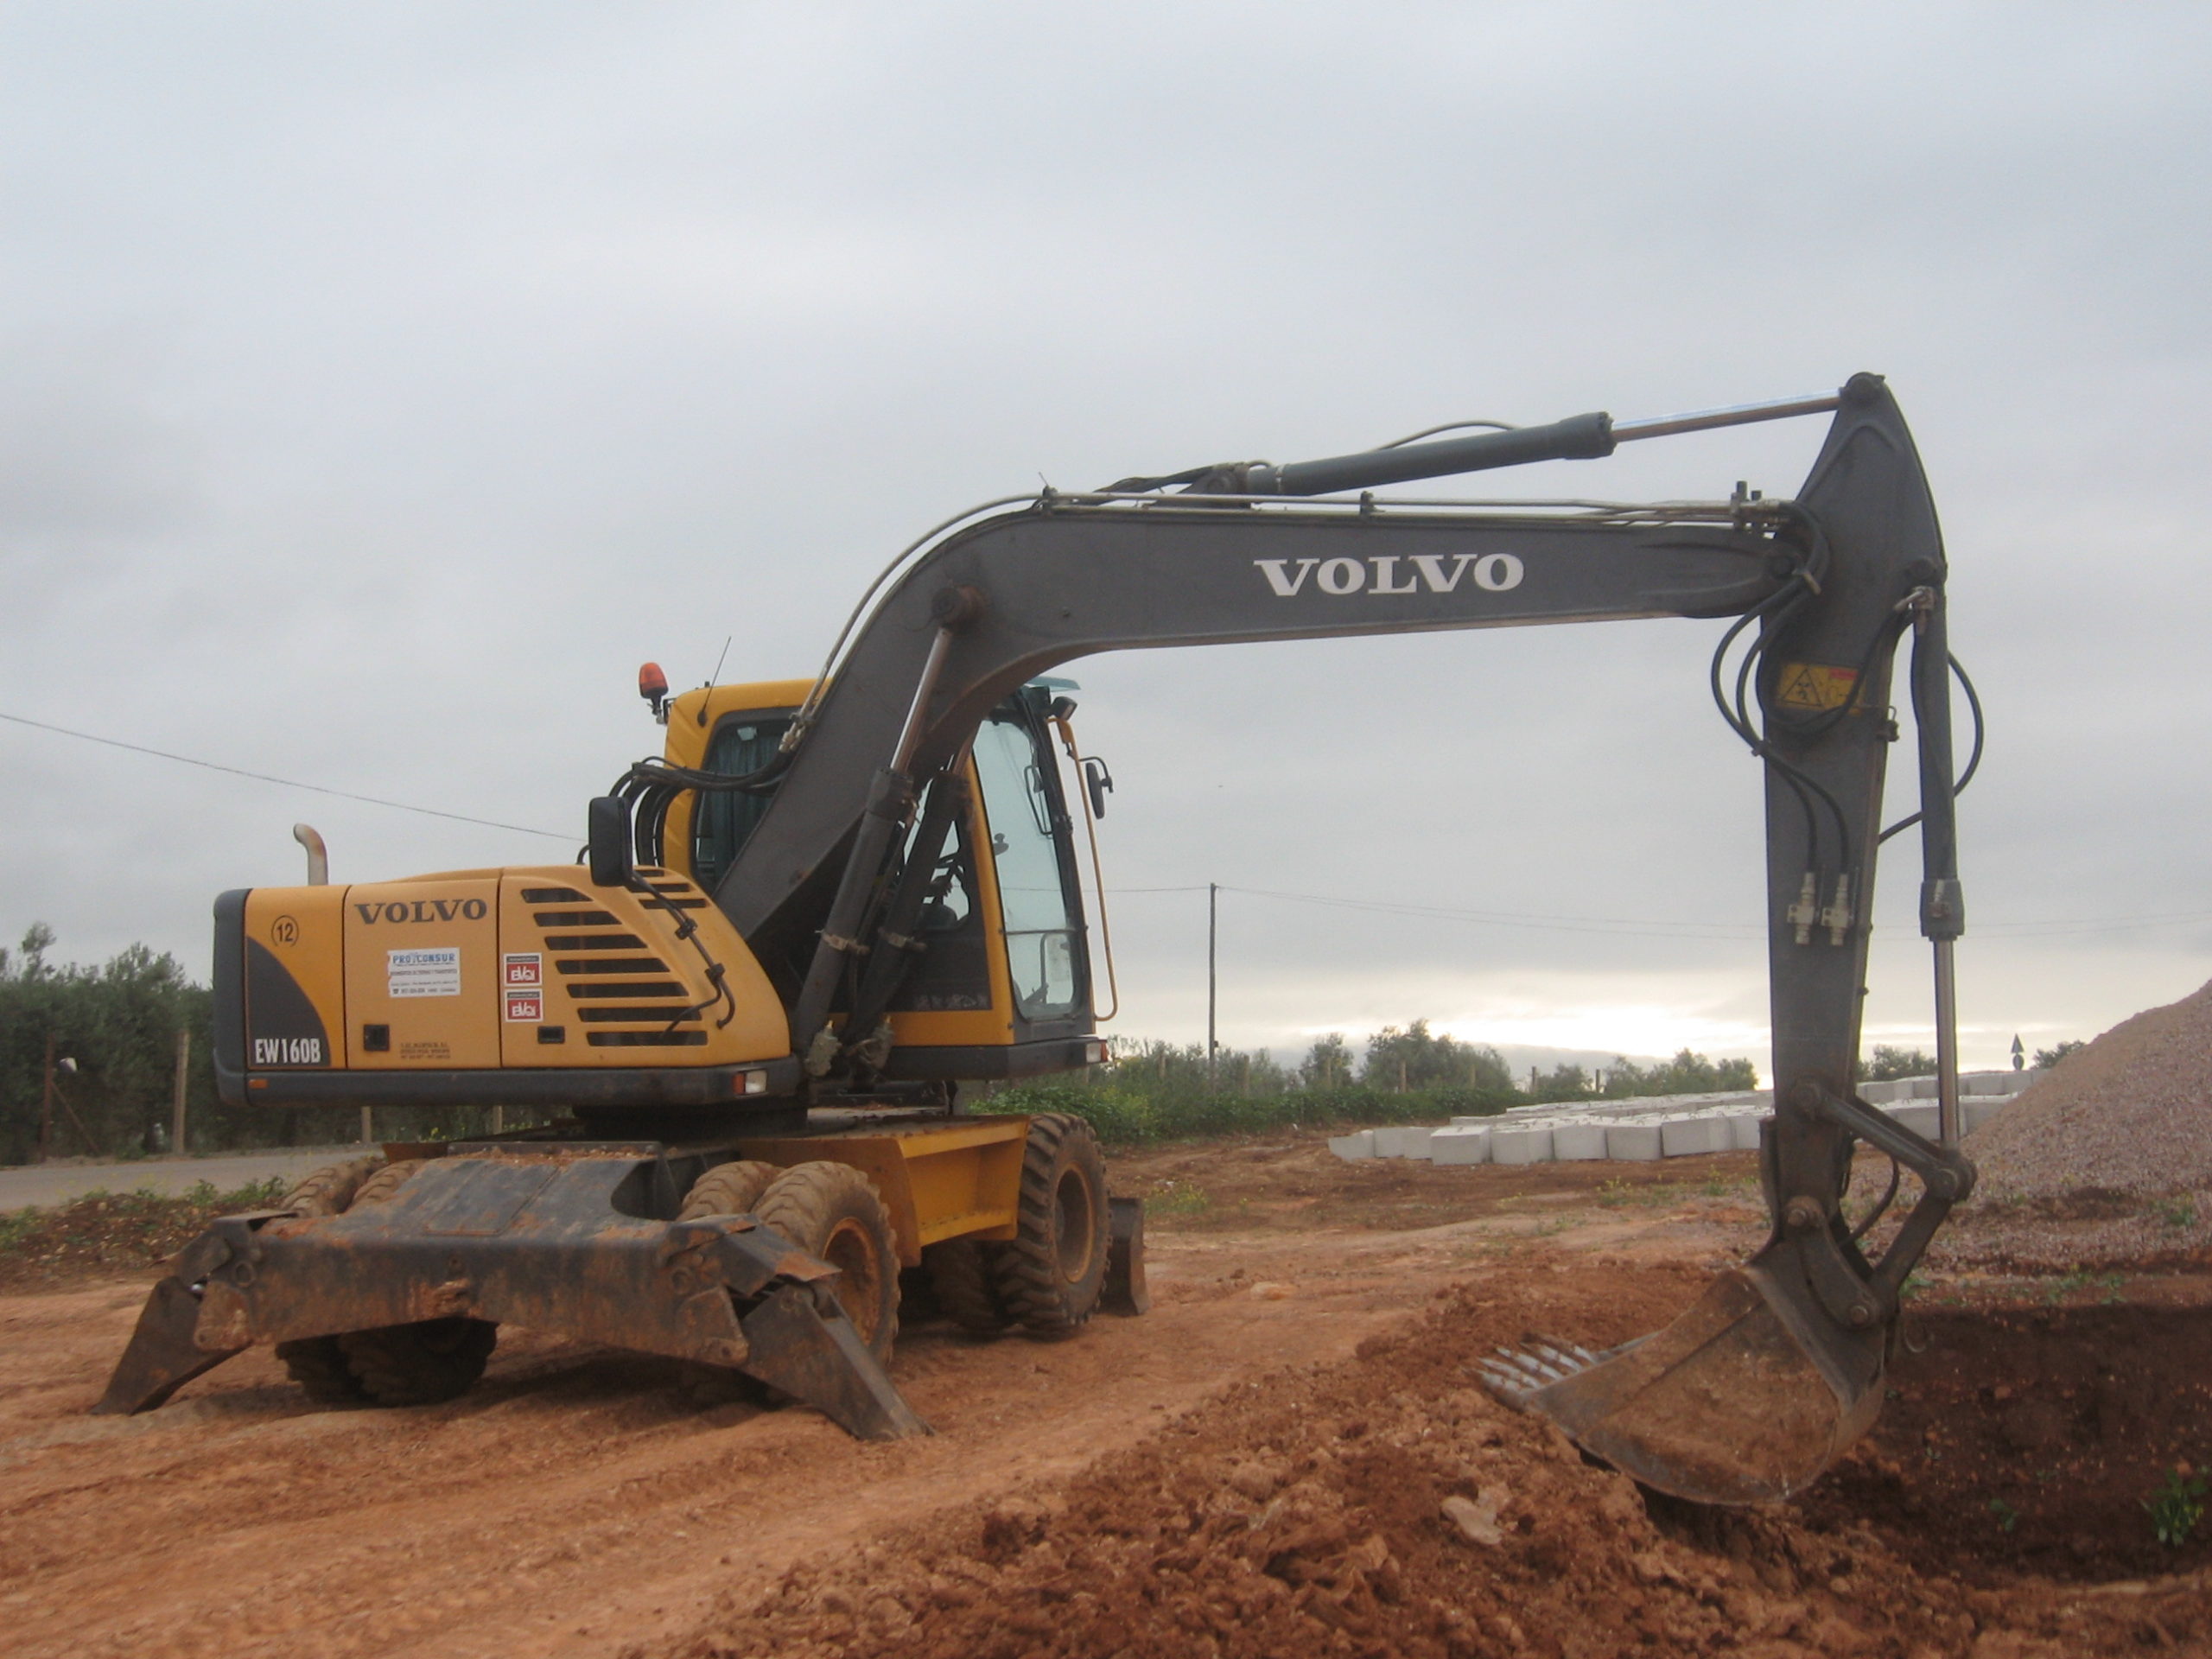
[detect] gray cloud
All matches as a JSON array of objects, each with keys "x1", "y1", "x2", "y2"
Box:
[{"x1": 3, "y1": 2, "x2": 2207, "y2": 1074}]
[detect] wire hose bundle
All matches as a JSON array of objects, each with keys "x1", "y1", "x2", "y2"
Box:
[
  {"x1": 607, "y1": 750, "x2": 791, "y2": 871},
  {"x1": 1705, "y1": 502, "x2": 1985, "y2": 880},
  {"x1": 1705, "y1": 501, "x2": 1986, "y2": 1226}
]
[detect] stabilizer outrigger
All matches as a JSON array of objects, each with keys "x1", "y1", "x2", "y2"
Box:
[{"x1": 94, "y1": 1141, "x2": 930, "y2": 1440}]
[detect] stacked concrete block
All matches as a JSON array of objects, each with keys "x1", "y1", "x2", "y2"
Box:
[
  {"x1": 1605, "y1": 1122, "x2": 1664, "y2": 1160},
  {"x1": 1551, "y1": 1122, "x2": 1610, "y2": 1161},
  {"x1": 1430, "y1": 1124, "x2": 1491, "y2": 1165},
  {"x1": 1372, "y1": 1127, "x2": 1436, "y2": 1160},
  {"x1": 1322, "y1": 1074, "x2": 2025, "y2": 1168},
  {"x1": 1860, "y1": 1076, "x2": 1936, "y2": 1103},
  {"x1": 1886, "y1": 1103, "x2": 1941, "y2": 1140},
  {"x1": 1659, "y1": 1116, "x2": 1726, "y2": 1157},
  {"x1": 1490, "y1": 1124, "x2": 1554, "y2": 1166},
  {"x1": 1327, "y1": 1130, "x2": 1376, "y2": 1162}
]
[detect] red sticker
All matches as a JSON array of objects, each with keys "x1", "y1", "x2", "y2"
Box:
[
  {"x1": 504, "y1": 988, "x2": 543, "y2": 1022},
  {"x1": 503, "y1": 952, "x2": 543, "y2": 988}
]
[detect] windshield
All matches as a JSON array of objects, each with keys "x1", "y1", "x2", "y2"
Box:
[{"x1": 971, "y1": 708, "x2": 1085, "y2": 1020}]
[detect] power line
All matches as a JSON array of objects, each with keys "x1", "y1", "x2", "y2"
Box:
[
  {"x1": 16, "y1": 705, "x2": 2202, "y2": 936},
  {"x1": 0, "y1": 709, "x2": 575, "y2": 841},
  {"x1": 1106, "y1": 880, "x2": 2212, "y2": 941},
  {"x1": 1228, "y1": 884, "x2": 1758, "y2": 939}
]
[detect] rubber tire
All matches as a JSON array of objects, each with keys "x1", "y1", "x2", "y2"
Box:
[
  {"x1": 676, "y1": 1160, "x2": 782, "y2": 1221},
  {"x1": 279, "y1": 1158, "x2": 382, "y2": 1218},
  {"x1": 335, "y1": 1318, "x2": 499, "y2": 1406},
  {"x1": 926, "y1": 1237, "x2": 1014, "y2": 1336},
  {"x1": 274, "y1": 1156, "x2": 495, "y2": 1408},
  {"x1": 753, "y1": 1161, "x2": 901, "y2": 1362},
  {"x1": 275, "y1": 1158, "x2": 385, "y2": 1402},
  {"x1": 991, "y1": 1114, "x2": 1110, "y2": 1339},
  {"x1": 275, "y1": 1335, "x2": 368, "y2": 1404},
  {"x1": 671, "y1": 1160, "x2": 795, "y2": 1407},
  {"x1": 349, "y1": 1159, "x2": 426, "y2": 1207},
  {"x1": 274, "y1": 1159, "x2": 382, "y2": 1407}
]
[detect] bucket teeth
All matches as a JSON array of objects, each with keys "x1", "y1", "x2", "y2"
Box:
[{"x1": 1478, "y1": 1340, "x2": 1610, "y2": 1401}]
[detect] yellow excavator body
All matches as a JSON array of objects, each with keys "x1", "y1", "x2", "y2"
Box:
[{"x1": 238, "y1": 870, "x2": 789, "y2": 1076}]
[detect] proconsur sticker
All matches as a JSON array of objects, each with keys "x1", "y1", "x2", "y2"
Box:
[{"x1": 387, "y1": 946, "x2": 461, "y2": 998}]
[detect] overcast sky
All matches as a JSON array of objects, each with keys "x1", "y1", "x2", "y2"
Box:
[{"x1": 4, "y1": 3, "x2": 2208, "y2": 1077}]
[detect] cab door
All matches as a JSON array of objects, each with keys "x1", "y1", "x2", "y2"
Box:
[
  {"x1": 969, "y1": 694, "x2": 1089, "y2": 1024},
  {"x1": 882, "y1": 688, "x2": 1096, "y2": 1070}
]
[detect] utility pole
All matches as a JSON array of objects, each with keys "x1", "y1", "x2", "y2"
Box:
[
  {"x1": 1206, "y1": 882, "x2": 1218, "y2": 1091},
  {"x1": 171, "y1": 1030, "x2": 191, "y2": 1155},
  {"x1": 38, "y1": 1031, "x2": 54, "y2": 1165}
]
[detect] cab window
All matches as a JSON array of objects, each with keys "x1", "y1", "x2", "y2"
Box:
[{"x1": 691, "y1": 714, "x2": 791, "y2": 890}]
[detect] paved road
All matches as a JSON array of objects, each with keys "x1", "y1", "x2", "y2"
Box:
[{"x1": 0, "y1": 1147, "x2": 366, "y2": 1212}]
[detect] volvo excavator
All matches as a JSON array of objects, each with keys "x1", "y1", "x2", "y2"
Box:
[{"x1": 96, "y1": 372, "x2": 1976, "y2": 1506}]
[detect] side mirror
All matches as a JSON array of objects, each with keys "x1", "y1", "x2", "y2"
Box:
[
  {"x1": 1083, "y1": 756, "x2": 1115, "y2": 820},
  {"x1": 587, "y1": 796, "x2": 633, "y2": 887}
]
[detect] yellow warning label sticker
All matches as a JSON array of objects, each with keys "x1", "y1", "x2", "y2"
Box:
[{"x1": 1774, "y1": 662, "x2": 1859, "y2": 711}]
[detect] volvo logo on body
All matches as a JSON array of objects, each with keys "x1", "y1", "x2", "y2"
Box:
[
  {"x1": 1252, "y1": 552, "x2": 1524, "y2": 598},
  {"x1": 353, "y1": 898, "x2": 489, "y2": 924}
]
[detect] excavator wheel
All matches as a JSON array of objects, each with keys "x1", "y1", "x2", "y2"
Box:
[
  {"x1": 273, "y1": 1158, "x2": 387, "y2": 1402},
  {"x1": 925, "y1": 1237, "x2": 1013, "y2": 1337},
  {"x1": 991, "y1": 1114, "x2": 1109, "y2": 1340},
  {"x1": 754, "y1": 1161, "x2": 901, "y2": 1361},
  {"x1": 675, "y1": 1159, "x2": 783, "y2": 1222},
  {"x1": 670, "y1": 1160, "x2": 793, "y2": 1407},
  {"x1": 272, "y1": 1156, "x2": 498, "y2": 1408},
  {"x1": 348, "y1": 1158, "x2": 427, "y2": 1207},
  {"x1": 274, "y1": 1335, "x2": 369, "y2": 1405},
  {"x1": 278, "y1": 1157, "x2": 382, "y2": 1218},
  {"x1": 335, "y1": 1318, "x2": 499, "y2": 1407}
]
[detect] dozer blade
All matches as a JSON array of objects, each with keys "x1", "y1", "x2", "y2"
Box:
[
  {"x1": 1478, "y1": 1260, "x2": 1885, "y2": 1505},
  {"x1": 88, "y1": 1149, "x2": 933, "y2": 1441},
  {"x1": 91, "y1": 1274, "x2": 245, "y2": 1416}
]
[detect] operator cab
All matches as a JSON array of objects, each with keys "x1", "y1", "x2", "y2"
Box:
[{"x1": 658, "y1": 676, "x2": 1103, "y2": 1078}]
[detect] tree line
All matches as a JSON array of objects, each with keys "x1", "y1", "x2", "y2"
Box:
[
  {"x1": 3, "y1": 928, "x2": 1770, "y2": 1166},
  {"x1": 1088, "y1": 1017, "x2": 1757, "y2": 1106},
  {"x1": 0, "y1": 926, "x2": 518, "y2": 1165}
]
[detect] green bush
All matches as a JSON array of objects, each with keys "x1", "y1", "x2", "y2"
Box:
[
  {"x1": 2146, "y1": 1468, "x2": 2207, "y2": 1548},
  {"x1": 975, "y1": 1079, "x2": 1517, "y2": 1147}
]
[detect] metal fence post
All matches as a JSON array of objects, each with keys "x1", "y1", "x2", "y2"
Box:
[{"x1": 171, "y1": 1030, "x2": 191, "y2": 1154}]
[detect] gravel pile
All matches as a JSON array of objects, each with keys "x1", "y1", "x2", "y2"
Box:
[{"x1": 1934, "y1": 976, "x2": 2212, "y2": 1271}]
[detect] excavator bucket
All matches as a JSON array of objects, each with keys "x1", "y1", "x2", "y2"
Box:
[
  {"x1": 1479, "y1": 1259, "x2": 1886, "y2": 1504},
  {"x1": 1480, "y1": 1091, "x2": 1973, "y2": 1505}
]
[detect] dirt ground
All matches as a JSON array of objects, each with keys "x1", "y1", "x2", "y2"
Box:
[{"x1": 2, "y1": 1138, "x2": 2206, "y2": 1658}]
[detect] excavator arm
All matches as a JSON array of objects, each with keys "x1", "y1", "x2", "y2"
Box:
[{"x1": 707, "y1": 372, "x2": 1973, "y2": 1502}]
